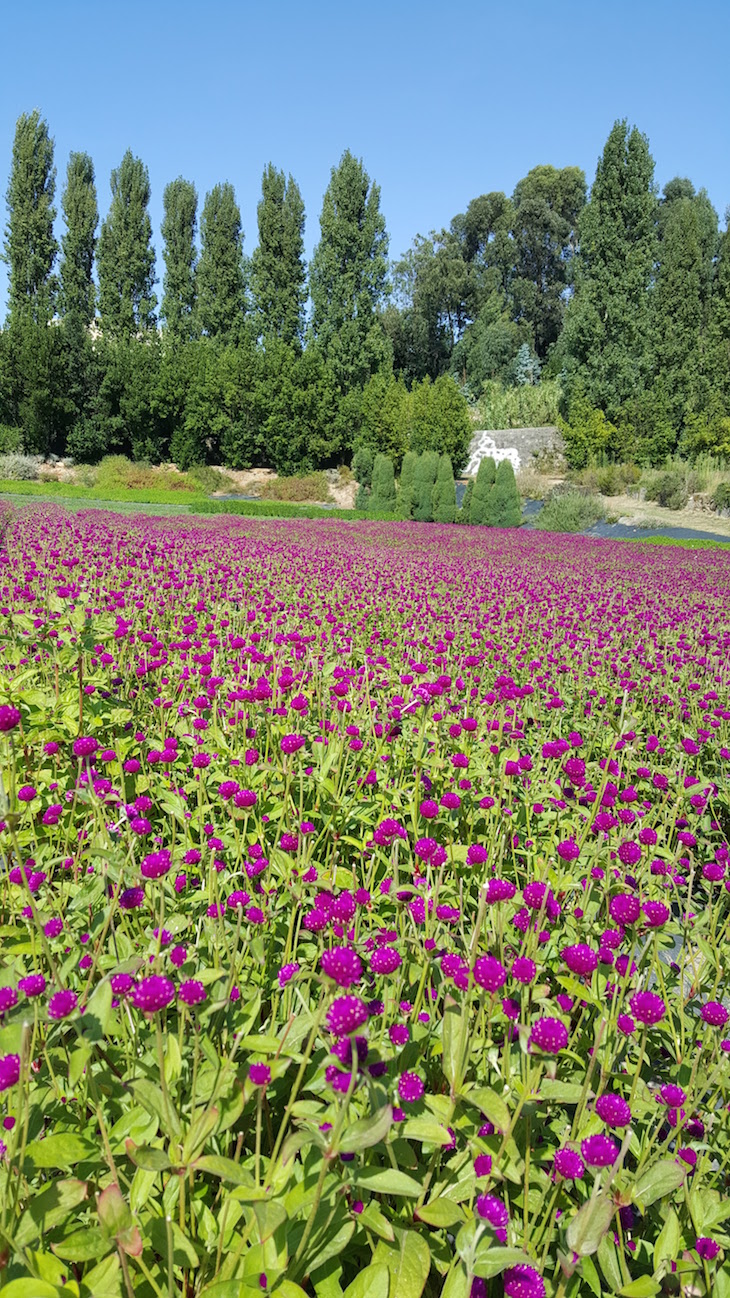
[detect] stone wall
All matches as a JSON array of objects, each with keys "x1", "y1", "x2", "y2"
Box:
[{"x1": 464, "y1": 426, "x2": 563, "y2": 476}]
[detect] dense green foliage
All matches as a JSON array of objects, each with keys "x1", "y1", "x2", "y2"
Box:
[{"x1": 2, "y1": 111, "x2": 730, "y2": 475}]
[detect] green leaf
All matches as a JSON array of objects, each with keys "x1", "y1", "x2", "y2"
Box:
[
  {"x1": 97, "y1": 1183, "x2": 132, "y2": 1237},
  {"x1": 132, "y1": 1078, "x2": 181, "y2": 1137},
  {"x1": 358, "y1": 1203, "x2": 395, "y2": 1242},
  {"x1": 653, "y1": 1208, "x2": 680, "y2": 1274},
  {"x1": 15, "y1": 1179, "x2": 89, "y2": 1249},
  {"x1": 633, "y1": 1159, "x2": 685, "y2": 1208},
  {"x1": 468, "y1": 1087, "x2": 511, "y2": 1134},
  {"x1": 566, "y1": 1193, "x2": 615, "y2": 1256},
  {"x1": 580, "y1": 1256, "x2": 602, "y2": 1298},
  {"x1": 339, "y1": 1105, "x2": 393, "y2": 1153},
  {"x1": 83, "y1": 978, "x2": 113, "y2": 1038},
  {"x1": 355, "y1": 1167, "x2": 423, "y2": 1197},
  {"x1": 253, "y1": 1201, "x2": 287, "y2": 1243},
  {"x1": 79, "y1": 1254, "x2": 121, "y2": 1298},
  {"x1": 197, "y1": 1154, "x2": 255, "y2": 1185},
  {"x1": 441, "y1": 1270, "x2": 469, "y2": 1298},
  {"x1": 372, "y1": 1226, "x2": 432, "y2": 1298},
  {"x1": 148, "y1": 1216, "x2": 201, "y2": 1268},
  {"x1": 310, "y1": 1257, "x2": 343, "y2": 1298},
  {"x1": 539, "y1": 1079, "x2": 585, "y2": 1104},
  {"x1": 402, "y1": 1118, "x2": 453, "y2": 1146},
  {"x1": 53, "y1": 1227, "x2": 112, "y2": 1262},
  {"x1": 183, "y1": 1104, "x2": 220, "y2": 1161},
  {"x1": 441, "y1": 995, "x2": 463, "y2": 1092},
  {"x1": 342, "y1": 1265, "x2": 390, "y2": 1298},
  {"x1": 473, "y1": 1245, "x2": 536, "y2": 1280},
  {"x1": 597, "y1": 1234, "x2": 623, "y2": 1292},
  {"x1": 619, "y1": 1281, "x2": 661, "y2": 1298},
  {"x1": 0, "y1": 1283, "x2": 61, "y2": 1298},
  {"x1": 417, "y1": 1197, "x2": 464, "y2": 1228},
  {"x1": 125, "y1": 1140, "x2": 171, "y2": 1171},
  {"x1": 164, "y1": 1032, "x2": 183, "y2": 1086},
  {"x1": 24, "y1": 1133, "x2": 97, "y2": 1168}
]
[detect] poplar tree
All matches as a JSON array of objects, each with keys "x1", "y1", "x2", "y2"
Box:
[
  {"x1": 310, "y1": 150, "x2": 389, "y2": 389},
  {"x1": 4, "y1": 110, "x2": 57, "y2": 327},
  {"x1": 161, "y1": 177, "x2": 198, "y2": 341},
  {"x1": 59, "y1": 151, "x2": 97, "y2": 327},
  {"x1": 251, "y1": 165, "x2": 306, "y2": 346},
  {"x1": 706, "y1": 220, "x2": 730, "y2": 408},
  {"x1": 561, "y1": 120, "x2": 657, "y2": 421},
  {"x1": 653, "y1": 187, "x2": 718, "y2": 425},
  {"x1": 97, "y1": 150, "x2": 157, "y2": 338},
  {"x1": 196, "y1": 183, "x2": 245, "y2": 342}
]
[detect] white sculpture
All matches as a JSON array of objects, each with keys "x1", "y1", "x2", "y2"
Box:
[{"x1": 464, "y1": 432, "x2": 521, "y2": 478}]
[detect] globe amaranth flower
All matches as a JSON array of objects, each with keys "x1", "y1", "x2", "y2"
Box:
[
  {"x1": 474, "y1": 1153, "x2": 492, "y2": 1177},
  {"x1": 233, "y1": 789, "x2": 257, "y2": 809},
  {"x1": 618, "y1": 841, "x2": 642, "y2": 867},
  {"x1": 44, "y1": 918, "x2": 63, "y2": 939},
  {"x1": 642, "y1": 900, "x2": 670, "y2": 927},
  {"x1": 48, "y1": 989, "x2": 78, "y2": 1020},
  {"x1": 0, "y1": 1054, "x2": 21, "y2": 1091},
  {"x1": 581, "y1": 1134, "x2": 619, "y2": 1168},
  {"x1": 695, "y1": 1238, "x2": 720, "y2": 1261},
  {"x1": 701, "y1": 1001, "x2": 729, "y2": 1028},
  {"x1": 504, "y1": 1264, "x2": 546, "y2": 1298},
  {"x1": 321, "y1": 947, "x2": 363, "y2": 988},
  {"x1": 557, "y1": 838, "x2": 580, "y2": 861},
  {"x1": 17, "y1": 785, "x2": 37, "y2": 803},
  {"x1": 397, "y1": 1072, "x2": 424, "y2": 1104},
  {"x1": 370, "y1": 948, "x2": 402, "y2": 975},
  {"x1": 73, "y1": 736, "x2": 98, "y2": 758},
  {"x1": 326, "y1": 995, "x2": 369, "y2": 1037},
  {"x1": 610, "y1": 893, "x2": 641, "y2": 925},
  {"x1": 629, "y1": 991, "x2": 666, "y2": 1026},
  {"x1": 119, "y1": 887, "x2": 145, "y2": 910},
  {"x1": 486, "y1": 878, "x2": 516, "y2": 903},
  {"x1": 466, "y1": 843, "x2": 488, "y2": 866},
  {"x1": 132, "y1": 976, "x2": 175, "y2": 1015},
  {"x1": 0, "y1": 704, "x2": 21, "y2": 732},
  {"x1": 0, "y1": 987, "x2": 18, "y2": 1013},
  {"x1": 473, "y1": 955, "x2": 507, "y2": 992},
  {"x1": 595, "y1": 1094, "x2": 632, "y2": 1128},
  {"x1": 110, "y1": 973, "x2": 134, "y2": 997},
  {"x1": 511, "y1": 957, "x2": 536, "y2": 985},
  {"x1": 553, "y1": 1147, "x2": 584, "y2": 1180},
  {"x1": 562, "y1": 944, "x2": 598, "y2": 976},
  {"x1": 19, "y1": 974, "x2": 46, "y2": 998},
  {"x1": 178, "y1": 979, "x2": 206, "y2": 1006},
  {"x1": 529, "y1": 1016, "x2": 568, "y2": 1054},
  {"x1": 475, "y1": 1193, "x2": 509, "y2": 1239},
  {"x1": 249, "y1": 1063, "x2": 271, "y2": 1087},
  {"x1": 281, "y1": 734, "x2": 306, "y2": 755},
  {"x1": 140, "y1": 849, "x2": 172, "y2": 880}
]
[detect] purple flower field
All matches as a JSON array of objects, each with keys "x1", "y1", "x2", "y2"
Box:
[{"x1": 1, "y1": 507, "x2": 729, "y2": 1298}]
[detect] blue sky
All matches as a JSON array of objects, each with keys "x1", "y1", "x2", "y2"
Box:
[{"x1": 1, "y1": 0, "x2": 728, "y2": 313}]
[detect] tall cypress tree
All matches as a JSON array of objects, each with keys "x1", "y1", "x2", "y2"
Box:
[
  {"x1": 561, "y1": 120, "x2": 657, "y2": 422},
  {"x1": 97, "y1": 149, "x2": 157, "y2": 338},
  {"x1": 161, "y1": 177, "x2": 198, "y2": 342},
  {"x1": 310, "y1": 150, "x2": 389, "y2": 389},
  {"x1": 653, "y1": 187, "x2": 718, "y2": 426},
  {"x1": 706, "y1": 220, "x2": 730, "y2": 409},
  {"x1": 251, "y1": 165, "x2": 306, "y2": 346},
  {"x1": 196, "y1": 183, "x2": 245, "y2": 342},
  {"x1": 4, "y1": 110, "x2": 57, "y2": 328},
  {"x1": 59, "y1": 151, "x2": 97, "y2": 327}
]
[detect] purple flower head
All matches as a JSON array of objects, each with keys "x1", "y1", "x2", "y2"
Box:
[
  {"x1": 0, "y1": 987, "x2": 18, "y2": 1013},
  {"x1": 595, "y1": 1094, "x2": 632, "y2": 1128},
  {"x1": 562, "y1": 944, "x2": 598, "y2": 977},
  {"x1": 48, "y1": 989, "x2": 78, "y2": 1020},
  {"x1": 695, "y1": 1238, "x2": 720, "y2": 1261},
  {"x1": 249, "y1": 1063, "x2": 271, "y2": 1087},
  {"x1": 610, "y1": 892, "x2": 641, "y2": 925},
  {"x1": 629, "y1": 991, "x2": 666, "y2": 1026},
  {"x1": 0, "y1": 705, "x2": 22, "y2": 732},
  {"x1": 467, "y1": 843, "x2": 488, "y2": 866},
  {"x1": 529, "y1": 1016, "x2": 568, "y2": 1054},
  {"x1": 73, "y1": 735, "x2": 99, "y2": 758},
  {"x1": 486, "y1": 878, "x2": 516, "y2": 903},
  {"x1": 0, "y1": 1054, "x2": 21, "y2": 1091},
  {"x1": 701, "y1": 1001, "x2": 728, "y2": 1028},
  {"x1": 557, "y1": 838, "x2": 580, "y2": 861},
  {"x1": 19, "y1": 974, "x2": 46, "y2": 998},
  {"x1": 119, "y1": 887, "x2": 145, "y2": 910},
  {"x1": 475, "y1": 1193, "x2": 509, "y2": 1232},
  {"x1": 326, "y1": 995, "x2": 368, "y2": 1037},
  {"x1": 132, "y1": 976, "x2": 175, "y2": 1015},
  {"x1": 553, "y1": 1147, "x2": 584, "y2": 1180},
  {"x1": 473, "y1": 955, "x2": 507, "y2": 993},
  {"x1": 140, "y1": 849, "x2": 171, "y2": 880},
  {"x1": 320, "y1": 947, "x2": 363, "y2": 988},
  {"x1": 110, "y1": 973, "x2": 134, "y2": 997},
  {"x1": 281, "y1": 733, "x2": 306, "y2": 755},
  {"x1": 370, "y1": 948, "x2": 402, "y2": 975},
  {"x1": 504, "y1": 1264, "x2": 546, "y2": 1298},
  {"x1": 397, "y1": 1072, "x2": 424, "y2": 1104},
  {"x1": 581, "y1": 1134, "x2": 619, "y2": 1168},
  {"x1": 178, "y1": 979, "x2": 206, "y2": 1007},
  {"x1": 511, "y1": 957, "x2": 536, "y2": 985}
]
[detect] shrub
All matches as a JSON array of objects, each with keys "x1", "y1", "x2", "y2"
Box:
[
  {"x1": 644, "y1": 468, "x2": 688, "y2": 511},
  {"x1": 0, "y1": 453, "x2": 39, "y2": 481},
  {"x1": 412, "y1": 450, "x2": 440, "y2": 522},
  {"x1": 431, "y1": 454, "x2": 456, "y2": 523},
  {"x1": 395, "y1": 450, "x2": 418, "y2": 520},
  {"x1": 370, "y1": 454, "x2": 397, "y2": 513},
  {"x1": 458, "y1": 478, "x2": 474, "y2": 522},
  {"x1": 355, "y1": 483, "x2": 371, "y2": 511},
  {"x1": 476, "y1": 377, "x2": 561, "y2": 429},
  {"x1": 352, "y1": 446, "x2": 374, "y2": 488},
  {"x1": 258, "y1": 472, "x2": 331, "y2": 503},
  {"x1": 469, "y1": 455, "x2": 496, "y2": 525},
  {"x1": 66, "y1": 418, "x2": 108, "y2": 466},
  {"x1": 571, "y1": 461, "x2": 641, "y2": 496},
  {"x1": 187, "y1": 465, "x2": 236, "y2": 494},
  {"x1": 534, "y1": 489, "x2": 607, "y2": 532},
  {"x1": 712, "y1": 481, "x2": 730, "y2": 512},
  {"x1": 0, "y1": 424, "x2": 22, "y2": 454},
  {"x1": 558, "y1": 396, "x2": 618, "y2": 468},
  {"x1": 487, "y1": 459, "x2": 522, "y2": 527}
]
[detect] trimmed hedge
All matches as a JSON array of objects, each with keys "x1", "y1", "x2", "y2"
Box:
[{"x1": 193, "y1": 499, "x2": 397, "y2": 521}]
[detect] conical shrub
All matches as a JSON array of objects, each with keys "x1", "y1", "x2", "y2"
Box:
[
  {"x1": 469, "y1": 455, "x2": 496, "y2": 525},
  {"x1": 413, "y1": 451, "x2": 440, "y2": 522},
  {"x1": 396, "y1": 450, "x2": 418, "y2": 520},
  {"x1": 432, "y1": 454, "x2": 456, "y2": 523},
  {"x1": 490, "y1": 459, "x2": 522, "y2": 527},
  {"x1": 459, "y1": 478, "x2": 474, "y2": 522},
  {"x1": 369, "y1": 454, "x2": 397, "y2": 513}
]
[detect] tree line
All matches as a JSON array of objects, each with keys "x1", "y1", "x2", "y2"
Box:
[{"x1": 1, "y1": 111, "x2": 729, "y2": 474}]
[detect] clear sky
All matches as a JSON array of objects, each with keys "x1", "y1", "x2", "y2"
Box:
[{"x1": 1, "y1": 0, "x2": 728, "y2": 313}]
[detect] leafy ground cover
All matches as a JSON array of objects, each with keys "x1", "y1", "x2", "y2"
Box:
[{"x1": 0, "y1": 508, "x2": 729, "y2": 1298}]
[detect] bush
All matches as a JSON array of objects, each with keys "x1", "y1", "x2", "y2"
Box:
[
  {"x1": 194, "y1": 498, "x2": 395, "y2": 520},
  {"x1": 187, "y1": 465, "x2": 236, "y2": 494},
  {"x1": 558, "y1": 397, "x2": 618, "y2": 469},
  {"x1": 431, "y1": 454, "x2": 456, "y2": 523},
  {"x1": 0, "y1": 453, "x2": 39, "y2": 481},
  {"x1": 712, "y1": 482, "x2": 730, "y2": 512},
  {"x1": 643, "y1": 468, "x2": 689, "y2": 511},
  {"x1": 469, "y1": 455, "x2": 496, "y2": 525},
  {"x1": 412, "y1": 450, "x2": 440, "y2": 522},
  {"x1": 66, "y1": 418, "x2": 108, "y2": 466},
  {"x1": 458, "y1": 478, "x2": 474, "y2": 522},
  {"x1": 487, "y1": 459, "x2": 522, "y2": 527},
  {"x1": 258, "y1": 472, "x2": 331, "y2": 503},
  {"x1": 571, "y1": 460, "x2": 641, "y2": 496},
  {"x1": 476, "y1": 378, "x2": 561, "y2": 430},
  {"x1": 395, "y1": 450, "x2": 418, "y2": 520},
  {"x1": 370, "y1": 454, "x2": 397, "y2": 513},
  {"x1": 0, "y1": 424, "x2": 23, "y2": 454},
  {"x1": 534, "y1": 490, "x2": 607, "y2": 532},
  {"x1": 352, "y1": 446, "x2": 374, "y2": 488}
]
